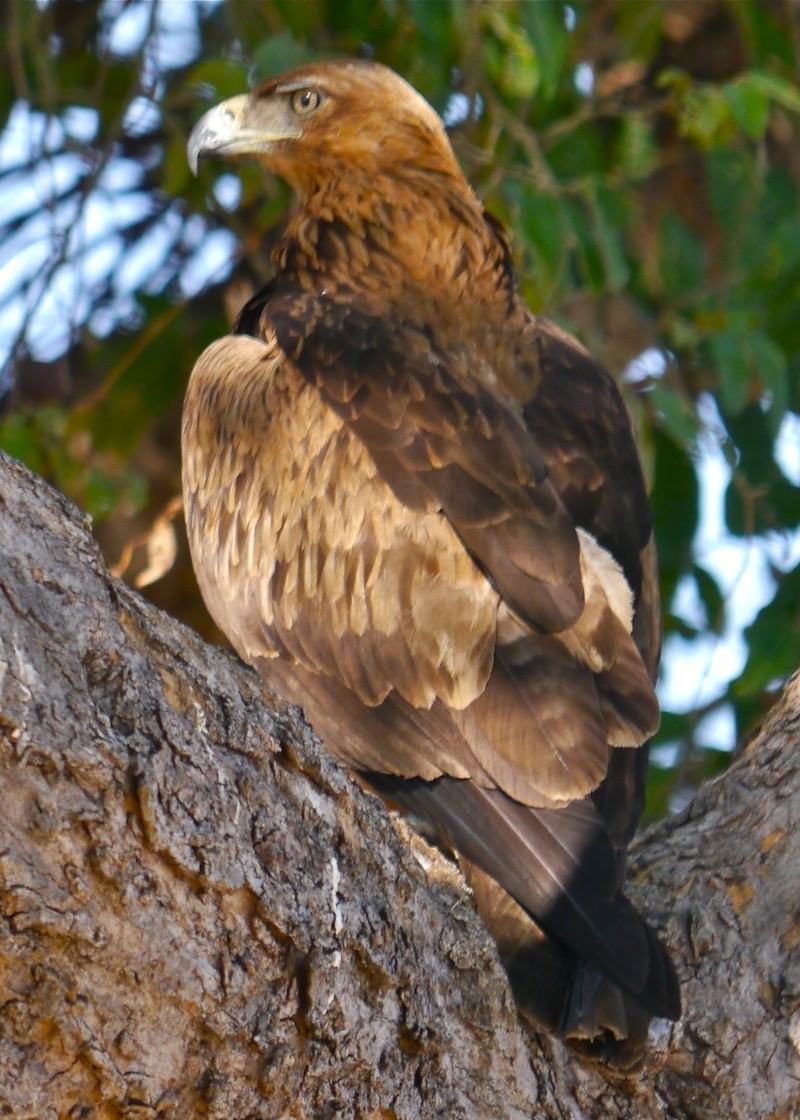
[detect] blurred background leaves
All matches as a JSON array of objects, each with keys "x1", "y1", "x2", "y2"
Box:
[{"x1": 0, "y1": 0, "x2": 798, "y2": 818}]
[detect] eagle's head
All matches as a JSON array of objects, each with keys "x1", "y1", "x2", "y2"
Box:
[{"x1": 187, "y1": 59, "x2": 465, "y2": 199}]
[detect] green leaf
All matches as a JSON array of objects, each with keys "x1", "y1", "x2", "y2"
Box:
[
  {"x1": 95, "y1": 62, "x2": 138, "y2": 132},
  {"x1": 162, "y1": 133, "x2": 191, "y2": 197},
  {"x1": 251, "y1": 32, "x2": 314, "y2": 83},
  {"x1": 724, "y1": 78, "x2": 770, "y2": 139},
  {"x1": 618, "y1": 112, "x2": 657, "y2": 181},
  {"x1": 706, "y1": 149, "x2": 753, "y2": 239},
  {"x1": 653, "y1": 709, "x2": 693, "y2": 746},
  {"x1": 516, "y1": 187, "x2": 569, "y2": 290},
  {"x1": 659, "y1": 212, "x2": 705, "y2": 299},
  {"x1": 693, "y1": 564, "x2": 725, "y2": 633},
  {"x1": 668, "y1": 316, "x2": 702, "y2": 351},
  {"x1": 737, "y1": 562, "x2": 800, "y2": 694},
  {"x1": 727, "y1": 402, "x2": 784, "y2": 484},
  {"x1": 711, "y1": 330, "x2": 755, "y2": 415},
  {"x1": 271, "y1": 0, "x2": 325, "y2": 38},
  {"x1": 679, "y1": 84, "x2": 734, "y2": 147},
  {"x1": 407, "y1": 0, "x2": 454, "y2": 48},
  {"x1": 0, "y1": 412, "x2": 47, "y2": 476},
  {"x1": 586, "y1": 184, "x2": 630, "y2": 292},
  {"x1": 711, "y1": 329, "x2": 787, "y2": 420},
  {"x1": 83, "y1": 465, "x2": 121, "y2": 521},
  {"x1": 734, "y1": 2, "x2": 797, "y2": 69},
  {"x1": 562, "y1": 194, "x2": 603, "y2": 291},
  {"x1": 521, "y1": 0, "x2": 569, "y2": 102},
  {"x1": 723, "y1": 403, "x2": 799, "y2": 536},
  {"x1": 749, "y1": 332, "x2": 789, "y2": 432},
  {"x1": 649, "y1": 383, "x2": 699, "y2": 449},
  {"x1": 484, "y1": 8, "x2": 540, "y2": 100},
  {"x1": 187, "y1": 58, "x2": 249, "y2": 102},
  {"x1": 651, "y1": 427, "x2": 699, "y2": 606},
  {"x1": 746, "y1": 70, "x2": 800, "y2": 115},
  {"x1": 643, "y1": 762, "x2": 680, "y2": 823},
  {"x1": 613, "y1": 0, "x2": 664, "y2": 61},
  {"x1": 669, "y1": 616, "x2": 701, "y2": 640},
  {"x1": 546, "y1": 120, "x2": 610, "y2": 180}
]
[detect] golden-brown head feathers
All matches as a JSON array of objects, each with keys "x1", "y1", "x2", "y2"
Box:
[{"x1": 188, "y1": 59, "x2": 466, "y2": 200}]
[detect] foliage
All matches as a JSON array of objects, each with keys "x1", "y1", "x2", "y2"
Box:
[{"x1": 0, "y1": 0, "x2": 798, "y2": 815}]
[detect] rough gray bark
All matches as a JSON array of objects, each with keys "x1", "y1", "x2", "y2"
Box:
[{"x1": 0, "y1": 451, "x2": 797, "y2": 1120}]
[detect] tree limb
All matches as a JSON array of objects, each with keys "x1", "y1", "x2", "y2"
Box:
[{"x1": 0, "y1": 452, "x2": 797, "y2": 1119}]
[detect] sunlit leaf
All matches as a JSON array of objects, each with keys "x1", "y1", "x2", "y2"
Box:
[
  {"x1": 483, "y1": 9, "x2": 539, "y2": 100},
  {"x1": 617, "y1": 112, "x2": 657, "y2": 181},
  {"x1": 678, "y1": 84, "x2": 734, "y2": 147},
  {"x1": 746, "y1": 70, "x2": 800, "y2": 115},
  {"x1": 723, "y1": 78, "x2": 770, "y2": 139}
]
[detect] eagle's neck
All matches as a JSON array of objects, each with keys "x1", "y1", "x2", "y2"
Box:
[{"x1": 272, "y1": 172, "x2": 520, "y2": 323}]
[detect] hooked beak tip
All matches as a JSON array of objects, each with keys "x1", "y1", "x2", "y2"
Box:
[
  {"x1": 186, "y1": 96, "x2": 248, "y2": 176},
  {"x1": 187, "y1": 116, "x2": 217, "y2": 176}
]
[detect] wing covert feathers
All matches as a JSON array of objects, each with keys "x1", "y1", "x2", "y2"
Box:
[
  {"x1": 183, "y1": 330, "x2": 659, "y2": 808},
  {"x1": 267, "y1": 291, "x2": 587, "y2": 634}
]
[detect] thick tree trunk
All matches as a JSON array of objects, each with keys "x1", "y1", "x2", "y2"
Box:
[{"x1": 0, "y1": 451, "x2": 797, "y2": 1120}]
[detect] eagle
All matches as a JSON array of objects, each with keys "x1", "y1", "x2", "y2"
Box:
[{"x1": 183, "y1": 59, "x2": 680, "y2": 1063}]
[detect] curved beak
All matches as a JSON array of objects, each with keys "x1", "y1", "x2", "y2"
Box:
[
  {"x1": 187, "y1": 95, "x2": 250, "y2": 175},
  {"x1": 187, "y1": 94, "x2": 301, "y2": 175}
]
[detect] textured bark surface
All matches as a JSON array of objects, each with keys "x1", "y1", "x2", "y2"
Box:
[{"x1": 0, "y1": 451, "x2": 798, "y2": 1120}]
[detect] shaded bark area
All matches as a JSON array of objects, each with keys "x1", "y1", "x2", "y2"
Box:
[{"x1": 0, "y1": 451, "x2": 797, "y2": 1120}]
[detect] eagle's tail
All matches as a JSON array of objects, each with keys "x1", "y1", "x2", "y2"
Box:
[{"x1": 367, "y1": 772, "x2": 680, "y2": 1060}]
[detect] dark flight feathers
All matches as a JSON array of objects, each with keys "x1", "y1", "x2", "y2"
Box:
[{"x1": 367, "y1": 773, "x2": 678, "y2": 1019}]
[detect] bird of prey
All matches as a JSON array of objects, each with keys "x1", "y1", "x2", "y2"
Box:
[{"x1": 183, "y1": 59, "x2": 680, "y2": 1063}]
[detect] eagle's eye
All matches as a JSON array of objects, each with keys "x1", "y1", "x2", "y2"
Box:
[{"x1": 291, "y1": 89, "x2": 322, "y2": 116}]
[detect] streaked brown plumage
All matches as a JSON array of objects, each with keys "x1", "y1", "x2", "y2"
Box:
[{"x1": 183, "y1": 59, "x2": 680, "y2": 1062}]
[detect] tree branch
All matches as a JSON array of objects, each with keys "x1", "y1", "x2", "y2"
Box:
[{"x1": 0, "y1": 452, "x2": 797, "y2": 1119}]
